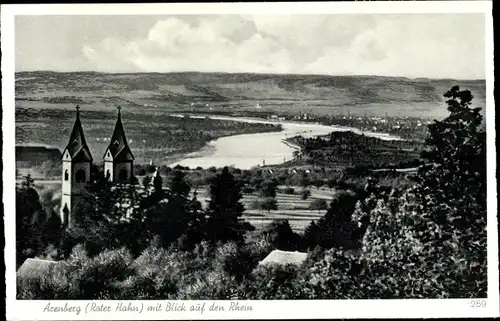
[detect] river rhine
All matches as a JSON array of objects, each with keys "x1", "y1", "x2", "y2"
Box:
[{"x1": 170, "y1": 115, "x2": 402, "y2": 170}]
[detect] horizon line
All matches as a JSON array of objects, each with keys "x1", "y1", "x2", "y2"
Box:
[{"x1": 15, "y1": 70, "x2": 486, "y2": 82}]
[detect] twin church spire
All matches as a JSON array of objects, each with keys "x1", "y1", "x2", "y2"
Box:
[
  {"x1": 63, "y1": 105, "x2": 134, "y2": 166},
  {"x1": 60, "y1": 105, "x2": 134, "y2": 227}
]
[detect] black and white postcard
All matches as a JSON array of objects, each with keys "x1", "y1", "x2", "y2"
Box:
[{"x1": 2, "y1": 1, "x2": 498, "y2": 319}]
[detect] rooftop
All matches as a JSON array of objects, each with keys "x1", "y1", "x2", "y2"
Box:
[
  {"x1": 17, "y1": 258, "x2": 58, "y2": 279},
  {"x1": 259, "y1": 250, "x2": 308, "y2": 267}
]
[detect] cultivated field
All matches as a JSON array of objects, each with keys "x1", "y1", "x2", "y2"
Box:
[
  {"x1": 21, "y1": 180, "x2": 335, "y2": 234},
  {"x1": 192, "y1": 185, "x2": 335, "y2": 233}
]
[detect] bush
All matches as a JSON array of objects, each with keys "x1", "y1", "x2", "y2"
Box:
[
  {"x1": 260, "y1": 179, "x2": 279, "y2": 198},
  {"x1": 239, "y1": 264, "x2": 304, "y2": 299},
  {"x1": 18, "y1": 246, "x2": 134, "y2": 300},
  {"x1": 299, "y1": 248, "x2": 362, "y2": 299},
  {"x1": 262, "y1": 220, "x2": 303, "y2": 251},
  {"x1": 261, "y1": 197, "x2": 278, "y2": 212},
  {"x1": 309, "y1": 199, "x2": 328, "y2": 211}
]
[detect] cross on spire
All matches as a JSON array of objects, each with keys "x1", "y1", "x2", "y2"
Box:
[
  {"x1": 117, "y1": 105, "x2": 121, "y2": 115},
  {"x1": 76, "y1": 105, "x2": 80, "y2": 113}
]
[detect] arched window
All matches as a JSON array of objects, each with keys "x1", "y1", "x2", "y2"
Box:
[
  {"x1": 119, "y1": 169, "x2": 128, "y2": 181},
  {"x1": 75, "y1": 169, "x2": 86, "y2": 183},
  {"x1": 64, "y1": 170, "x2": 69, "y2": 181},
  {"x1": 106, "y1": 170, "x2": 111, "y2": 180}
]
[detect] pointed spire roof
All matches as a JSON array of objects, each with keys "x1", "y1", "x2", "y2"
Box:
[
  {"x1": 105, "y1": 106, "x2": 134, "y2": 161},
  {"x1": 63, "y1": 106, "x2": 92, "y2": 161}
]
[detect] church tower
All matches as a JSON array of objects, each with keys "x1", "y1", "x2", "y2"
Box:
[
  {"x1": 103, "y1": 106, "x2": 134, "y2": 184},
  {"x1": 61, "y1": 106, "x2": 93, "y2": 228}
]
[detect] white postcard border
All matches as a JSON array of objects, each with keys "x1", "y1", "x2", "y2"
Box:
[{"x1": 2, "y1": 1, "x2": 498, "y2": 320}]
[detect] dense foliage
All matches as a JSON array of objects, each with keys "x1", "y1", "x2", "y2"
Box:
[
  {"x1": 17, "y1": 86, "x2": 487, "y2": 299},
  {"x1": 16, "y1": 175, "x2": 62, "y2": 268},
  {"x1": 288, "y1": 131, "x2": 423, "y2": 169}
]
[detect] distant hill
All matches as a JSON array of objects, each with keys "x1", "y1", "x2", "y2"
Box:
[{"x1": 15, "y1": 71, "x2": 486, "y2": 118}]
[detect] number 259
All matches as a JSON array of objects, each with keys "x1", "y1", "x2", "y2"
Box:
[{"x1": 470, "y1": 299, "x2": 486, "y2": 308}]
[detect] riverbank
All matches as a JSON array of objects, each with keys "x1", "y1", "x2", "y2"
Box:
[
  {"x1": 16, "y1": 109, "x2": 408, "y2": 178},
  {"x1": 170, "y1": 113, "x2": 404, "y2": 170}
]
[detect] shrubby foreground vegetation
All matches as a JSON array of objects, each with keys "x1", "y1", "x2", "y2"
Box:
[{"x1": 17, "y1": 86, "x2": 486, "y2": 299}]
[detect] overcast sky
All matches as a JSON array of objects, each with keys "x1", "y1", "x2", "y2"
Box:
[{"x1": 15, "y1": 14, "x2": 485, "y2": 79}]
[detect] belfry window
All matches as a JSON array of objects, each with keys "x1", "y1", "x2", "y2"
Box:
[
  {"x1": 64, "y1": 170, "x2": 69, "y2": 181},
  {"x1": 75, "y1": 169, "x2": 86, "y2": 183}
]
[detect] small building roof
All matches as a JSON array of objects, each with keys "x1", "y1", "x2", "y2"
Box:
[
  {"x1": 259, "y1": 250, "x2": 308, "y2": 267},
  {"x1": 17, "y1": 258, "x2": 58, "y2": 279}
]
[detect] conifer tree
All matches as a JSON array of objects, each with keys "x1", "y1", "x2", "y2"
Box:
[{"x1": 205, "y1": 167, "x2": 253, "y2": 244}]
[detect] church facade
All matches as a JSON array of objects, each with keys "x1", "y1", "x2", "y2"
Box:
[{"x1": 60, "y1": 106, "x2": 134, "y2": 228}]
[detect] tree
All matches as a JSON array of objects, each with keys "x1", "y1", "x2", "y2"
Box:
[
  {"x1": 41, "y1": 212, "x2": 63, "y2": 250},
  {"x1": 153, "y1": 174, "x2": 163, "y2": 193},
  {"x1": 143, "y1": 171, "x2": 193, "y2": 248},
  {"x1": 16, "y1": 177, "x2": 48, "y2": 266},
  {"x1": 262, "y1": 220, "x2": 302, "y2": 251},
  {"x1": 170, "y1": 170, "x2": 190, "y2": 197},
  {"x1": 66, "y1": 178, "x2": 149, "y2": 257},
  {"x1": 261, "y1": 197, "x2": 278, "y2": 212},
  {"x1": 309, "y1": 199, "x2": 328, "y2": 212},
  {"x1": 142, "y1": 176, "x2": 151, "y2": 188},
  {"x1": 351, "y1": 86, "x2": 487, "y2": 298},
  {"x1": 301, "y1": 189, "x2": 311, "y2": 200},
  {"x1": 249, "y1": 177, "x2": 264, "y2": 190},
  {"x1": 178, "y1": 192, "x2": 206, "y2": 249},
  {"x1": 304, "y1": 190, "x2": 360, "y2": 249},
  {"x1": 21, "y1": 174, "x2": 34, "y2": 189},
  {"x1": 299, "y1": 175, "x2": 310, "y2": 188},
  {"x1": 260, "y1": 179, "x2": 278, "y2": 198},
  {"x1": 409, "y1": 86, "x2": 487, "y2": 297},
  {"x1": 312, "y1": 179, "x2": 324, "y2": 190},
  {"x1": 205, "y1": 167, "x2": 254, "y2": 244}
]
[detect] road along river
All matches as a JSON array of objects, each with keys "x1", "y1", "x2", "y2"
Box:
[{"x1": 170, "y1": 115, "x2": 402, "y2": 170}]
